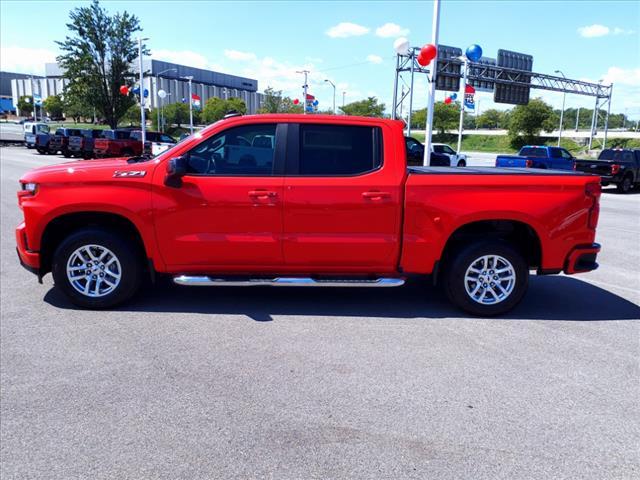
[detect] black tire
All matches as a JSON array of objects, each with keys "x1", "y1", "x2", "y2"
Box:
[
  {"x1": 37, "y1": 148, "x2": 46, "y2": 154},
  {"x1": 443, "y1": 240, "x2": 529, "y2": 316},
  {"x1": 457, "y1": 160, "x2": 466, "y2": 167},
  {"x1": 63, "y1": 150, "x2": 72, "y2": 158},
  {"x1": 51, "y1": 227, "x2": 142, "y2": 309},
  {"x1": 616, "y1": 174, "x2": 633, "y2": 193}
]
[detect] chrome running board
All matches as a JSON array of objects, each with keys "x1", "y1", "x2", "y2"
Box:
[{"x1": 173, "y1": 276, "x2": 405, "y2": 288}]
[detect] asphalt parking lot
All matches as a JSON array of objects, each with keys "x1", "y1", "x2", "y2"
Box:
[{"x1": 1, "y1": 145, "x2": 639, "y2": 479}]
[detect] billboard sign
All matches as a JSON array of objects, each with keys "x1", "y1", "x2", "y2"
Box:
[{"x1": 493, "y1": 49, "x2": 533, "y2": 105}]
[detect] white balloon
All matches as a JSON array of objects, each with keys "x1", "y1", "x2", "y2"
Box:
[
  {"x1": 393, "y1": 37, "x2": 411, "y2": 55},
  {"x1": 157, "y1": 89, "x2": 167, "y2": 99}
]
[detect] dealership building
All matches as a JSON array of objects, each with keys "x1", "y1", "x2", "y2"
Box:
[{"x1": 7, "y1": 59, "x2": 264, "y2": 116}]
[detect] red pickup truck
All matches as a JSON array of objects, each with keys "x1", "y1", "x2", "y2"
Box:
[
  {"x1": 93, "y1": 129, "x2": 142, "y2": 158},
  {"x1": 16, "y1": 114, "x2": 601, "y2": 316}
]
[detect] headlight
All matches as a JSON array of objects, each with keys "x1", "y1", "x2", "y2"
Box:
[{"x1": 22, "y1": 182, "x2": 38, "y2": 193}]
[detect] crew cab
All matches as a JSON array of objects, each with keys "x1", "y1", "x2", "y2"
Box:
[
  {"x1": 48, "y1": 128, "x2": 84, "y2": 157},
  {"x1": 496, "y1": 146, "x2": 576, "y2": 170},
  {"x1": 68, "y1": 129, "x2": 104, "y2": 159},
  {"x1": 575, "y1": 148, "x2": 640, "y2": 193},
  {"x1": 16, "y1": 114, "x2": 602, "y2": 316},
  {"x1": 93, "y1": 129, "x2": 142, "y2": 158},
  {"x1": 24, "y1": 122, "x2": 49, "y2": 149}
]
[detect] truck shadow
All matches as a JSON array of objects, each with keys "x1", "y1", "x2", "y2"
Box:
[{"x1": 44, "y1": 275, "x2": 639, "y2": 322}]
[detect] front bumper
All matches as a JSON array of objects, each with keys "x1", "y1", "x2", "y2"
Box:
[
  {"x1": 564, "y1": 243, "x2": 600, "y2": 274},
  {"x1": 15, "y1": 222, "x2": 40, "y2": 275}
]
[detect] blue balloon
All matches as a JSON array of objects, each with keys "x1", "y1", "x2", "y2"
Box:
[
  {"x1": 465, "y1": 44, "x2": 483, "y2": 62},
  {"x1": 312, "y1": 100, "x2": 319, "y2": 106},
  {"x1": 143, "y1": 88, "x2": 149, "y2": 98},
  {"x1": 451, "y1": 93, "x2": 458, "y2": 100},
  {"x1": 132, "y1": 86, "x2": 140, "y2": 95}
]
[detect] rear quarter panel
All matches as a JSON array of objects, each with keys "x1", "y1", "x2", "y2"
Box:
[{"x1": 401, "y1": 173, "x2": 598, "y2": 273}]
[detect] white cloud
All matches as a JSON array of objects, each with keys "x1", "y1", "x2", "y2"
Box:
[
  {"x1": 366, "y1": 54, "x2": 383, "y2": 64},
  {"x1": 0, "y1": 46, "x2": 57, "y2": 75},
  {"x1": 375, "y1": 23, "x2": 410, "y2": 38},
  {"x1": 326, "y1": 22, "x2": 369, "y2": 38},
  {"x1": 602, "y1": 66, "x2": 640, "y2": 86},
  {"x1": 152, "y1": 49, "x2": 209, "y2": 69},
  {"x1": 578, "y1": 24, "x2": 610, "y2": 37},
  {"x1": 224, "y1": 49, "x2": 257, "y2": 62},
  {"x1": 578, "y1": 24, "x2": 636, "y2": 38}
]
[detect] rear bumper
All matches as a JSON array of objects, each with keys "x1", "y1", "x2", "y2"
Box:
[
  {"x1": 15, "y1": 222, "x2": 40, "y2": 274},
  {"x1": 564, "y1": 243, "x2": 600, "y2": 274}
]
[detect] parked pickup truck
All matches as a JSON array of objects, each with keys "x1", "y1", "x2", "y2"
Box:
[
  {"x1": 93, "y1": 129, "x2": 143, "y2": 158},
  {"x1": 48, "y1": 128, "x2": 84, "y2": 157},
  {"x1": 35, "y1": 132, "x2": 52, "y2": 154},
  {"x1": 404, "y1": 136, "x2": 450, "y2": 167},
  {"x1": 23, "y1": 122, "x2": 49, "y2": 149},
  {"x1": 68, "y1": 129, "x2": 104, "y2": 159},
  {"x1": 16, "y1": 114, "x2": 602, "y2": 316},
  {"x1": 496, "y1": 146, "x2": 577, "y2": 170},
  {"x1": 129, "y1": 130, "x2": 177, "y2": 157},
  {"x1": 575, "y1": 148, "x2": 640, "y2": 193}
]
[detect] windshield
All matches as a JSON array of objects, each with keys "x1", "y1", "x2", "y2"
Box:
[{"x1": 599, "y1": 150, "x2": 634, "y2": 162}]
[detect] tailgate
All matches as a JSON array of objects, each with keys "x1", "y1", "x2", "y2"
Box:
[
  {"x1": 575, "y1": 160, "x2": 612, "y2": 176},
  {"x1": 68, "y1": 136, "x2": 83, "y2": 150},
  {"x1": 496, "y1": 156, "x2": 527, "y2": 168}
]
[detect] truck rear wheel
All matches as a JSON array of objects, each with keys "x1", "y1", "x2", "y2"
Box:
[
  {"x1": 617, "y1": 174, "x2": 633, "y2": 193},
  {"x1": 443, "y1": 240, "x2": 528, "y2": 316},
  {"x1": 51, "y1": 228, "x2": 142, "y2": 309}
]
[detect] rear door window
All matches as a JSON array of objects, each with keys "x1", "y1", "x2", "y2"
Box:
[
  {"x1": 295, "y1": 124, "x2": 382, "y2": 176},
  {"x1": 520, "y1": 147, "x2": 547, "y2": 158}
]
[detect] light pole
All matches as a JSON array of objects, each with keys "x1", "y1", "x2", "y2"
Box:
[
  {"x1": 623, "y1": 108, "x2": 627, "y2": 130},
  {"x1": 182, "y1": 76, "x2": 194, "y2": 134},
  {"x1": 29, "y1": 76, "x2": 36, "y2": 120},
  {"x1": 588, "y1": 79, "x2": 603, "y2": 151},
  {"x1": 324, "y1": 79, "x2": 336, "y2": 114},
  {"x1": 342, "y1": 91, "x2": 346, "y2": 108},
  {"x1": 137, "y1": 36, "x2": 149, "y2": 148},
  {"x1": 296, "y1": 70, "x2": 309, "y2": 114},
  {"x1": 456, "y1": 55, "x2": 468, "y2": 154},
  {"x1": 575, "y1": 107, "x2": 580, "y2": 132},
  {"x1": 161, "y1": 92, "x2": 172, "y2": 133},
  {"x1": 423, "y1": 0, "x2": 441, "y2": 166},
  {"x1": 555, "y1": 70, "x2": 567, "y2": 146},
  {"x1": 156, "y1": 68, "x2": 176, "y2": 131}
]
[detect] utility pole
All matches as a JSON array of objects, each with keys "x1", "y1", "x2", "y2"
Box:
[
  {"x1": 138, "y1": 37, "x2": 149, "y2": 149},
  {"x1": 555, "y1": 70, "x2": 566, "y2": 146},
  {"x1": 575, "y1": 107, "x2": 580, "y2": 131},
  {"x1": 29, "y1": 76, "x2": 36, "y2": 120},
  {"x1": 324, "y1": 79, "x2": 336, "y2": 114},
  {"x1": 342, "y1": 91, "x2": 346, "y2": 108},
  {"x1": 183, "y1": 76, "x2": 194, "y2": 134},
  {"x1": 588, "y1": 79, "x2": 602, "y2": 151},
  {"x1": 423, "y1": 0, "x2": 441, "y2": 166},
  {"x1": 297, "y1": 70, "x2": 309, "y2": 114}
]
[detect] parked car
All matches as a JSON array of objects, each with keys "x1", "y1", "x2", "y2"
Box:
[
  {"x1": 575, "y1": 148, "x2": 640, "y2": 193},
  {"x1": 432, "y1": 143, "x2": 467, "y2": 167},
  {"x1": 404, "y1": 136, "x2": 459, "y2": 167},
  {"x1": 496, "y1": 146, "x2": 576, "y2": 170},
  {"x1": 23, "y1": 122, "x2": 49, "y2": 149},
  {"x1": 93, "y1": 129, "x2": 143, "y2": 158},
  {"x1": 68, "y1": 129, "x2": 104, "y2": 159},
  {"x1": 48, "y1": 128, "x2": 84, "y2": 157},
  {"x1": 129, "y1": 130, "x2": 177, "y2": 157},
  {"x1": 16, "y1": 114, "x2": 602, "y2": 316}
]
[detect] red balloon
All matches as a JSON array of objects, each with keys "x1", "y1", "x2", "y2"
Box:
[
  {"x1": 444, "y1": 97, "x2": 452, "y2": 104},
  {"x1": 293, "y1": 98, "x2": 299, "y2": 105},
  {"x1": 418, "y1": 44, "x2": 437, "y2": 66},
  {"x1": 119, "y1": 85, "x2": 129, "y2": 95}
]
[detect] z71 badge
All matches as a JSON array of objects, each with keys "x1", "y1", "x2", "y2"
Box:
[{"x1": 113, "y1": 171, "x2": 146, "y2": 178}]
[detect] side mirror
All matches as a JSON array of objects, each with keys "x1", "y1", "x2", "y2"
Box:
[{"x1": 165, "y1": 156, "x2": 188, "y2": 188}]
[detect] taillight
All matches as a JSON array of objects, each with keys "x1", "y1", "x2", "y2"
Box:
[
  {"x1": 610, "y1": 164, "x2": 620, "y2": 175},
  {"x1": 525, "y1": 159, "x2": 533, "y2": 168},
  {"x1": 585, "y1": 181, "x2": 600, "y2": 229},
  {"x1": 572, "y1": 162, "x2": 577, "y2": 171}
]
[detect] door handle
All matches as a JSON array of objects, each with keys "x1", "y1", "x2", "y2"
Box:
[
  {"x1": 248, "y1": 190, "x2": 277, "y2": 198},
  {"x1": 362, "y1": 191, "x2": 391, "y2": 200}
]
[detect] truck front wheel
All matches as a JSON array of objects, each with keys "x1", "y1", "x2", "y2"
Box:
[
  {"x1": 51, "y1": 228, "x2": 142, "y2": 309},
  {"x1": 616, "y1": 174, "x2": 633, "y2": 193},
  {"x1": 443, "y1": 241, "x2": 529, "y2": 316}
]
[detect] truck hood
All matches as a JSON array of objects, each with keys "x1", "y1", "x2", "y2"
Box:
[{"x1": 20, "y1": 157, "x2": 156, "y2": 183}]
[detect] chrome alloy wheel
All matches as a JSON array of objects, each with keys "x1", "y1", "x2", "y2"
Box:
[
  {"x1": 66, "y1": 245, "x2": 122, "y2": 298},
  {"x1": 464, "y1": 255, "x2": 516, "y2": 305}
]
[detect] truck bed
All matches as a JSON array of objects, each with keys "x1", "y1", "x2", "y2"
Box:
[{"x1": 408, "y1": 166, "x2": 591, "y2": 176}]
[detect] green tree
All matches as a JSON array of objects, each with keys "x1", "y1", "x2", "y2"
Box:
[
  {"x1": 257, "y1": 87, "x2": 302, "y2": 114},
  {"x1": 433, "y1": 102, "x2": 459, "y2": 134},
  {"x1": 63, "y1": 91, "x2": 93, "y2": 123},
  {"x1": 121, "y1": 104, "x2": 141, "y2": 126},
  {"x1": 163, "y1": 102, "x2": 190, "y2": 127},
  {"x1": 410, "y1": 108, "x2": 426, "y2": 130},
  {"x1": 508, "y1": 98, "x2": 555, "y2": 143},
  {"x1": 56, "y1": 0, "x2": 145, "y2": 129},
  {"x1": 476, "y1": 108, "x2": 501, "y2": 129},
  {"x1": 17, "y1": 96, "x2": 34, "y2": 116},
  {"x1": 202, "y1": 97, "x2": 247, "y2": 124},
  {"x1": 341, "y1": 97, "x2": 385, "y2": 117},
  {"x1": 43, "y1": 94, "x2": 64, "y2": 118}
]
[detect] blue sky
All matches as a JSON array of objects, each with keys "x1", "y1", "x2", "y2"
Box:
[{"x1": 2, "y1": 0, "x2": 639, "y2": 117}]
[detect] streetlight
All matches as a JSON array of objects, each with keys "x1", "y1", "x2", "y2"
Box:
[
  {"x1": 324, "y1": 79, "x2": 336, "y2": 114},
  {"x1": 137, "y1": 36, "x2": 149, "y2": 148},
  {"x1": 296, "y1": 70, "x2": 309, "y2": 114},
  {"x1": 156, "y1": 68, "x2": 176, "y2": 132},
  {"x1": 555, "y1": 70, "x2": 567, "y2": 146},
  {"x1": 181, "y1": 76, "x2": 194, "y2": 134},
  {"x1": 342, "y1": 91, "x2": 346, "y2": 108},
  {"x1": 161, "y1": 92, "x2": 172, "y2": 133}
]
